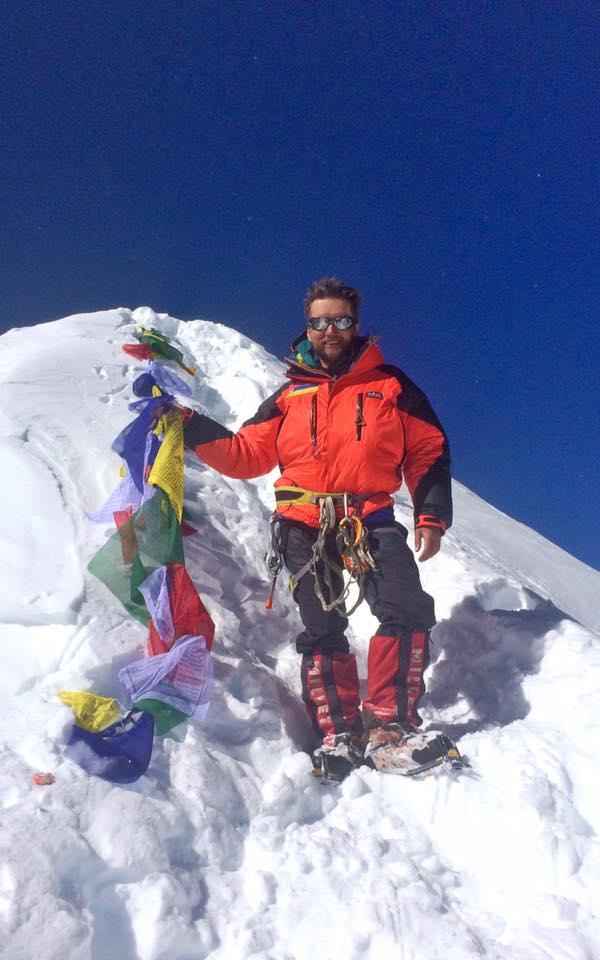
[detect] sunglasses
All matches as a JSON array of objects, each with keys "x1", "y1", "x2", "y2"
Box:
[{"x1": 307, "y1": 315, "x2": 355, "y2": 331}]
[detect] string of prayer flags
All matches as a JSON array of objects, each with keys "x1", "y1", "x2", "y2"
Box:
[{"x1": 74, "y1": 322, "x2": 214, "y2": 784}]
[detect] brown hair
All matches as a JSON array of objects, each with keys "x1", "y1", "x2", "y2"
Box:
[{"x1": 303, "y1": 276, "x2": 362, "y2": 319}]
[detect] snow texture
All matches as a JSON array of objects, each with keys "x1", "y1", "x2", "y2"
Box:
[{"x1": 0, "y1": 307, "x2": 599, "y2": 960}]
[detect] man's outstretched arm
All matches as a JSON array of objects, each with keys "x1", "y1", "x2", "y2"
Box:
[{"x1": 183, "y1": 385, "x2": 287, "y2": 479}]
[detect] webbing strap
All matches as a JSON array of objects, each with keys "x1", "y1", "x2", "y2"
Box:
[
  {"x1": 275, "y1": 485, "x2": 386, "y2": 509},
  {"x1": 275, "y1": 486, "x2": 350, "y2": 506}
]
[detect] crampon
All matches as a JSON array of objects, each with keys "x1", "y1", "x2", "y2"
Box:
[{"x1": 364, "y1": 725, "x2": 469, "y2": 778}]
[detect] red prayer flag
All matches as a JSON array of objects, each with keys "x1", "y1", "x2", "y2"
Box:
[
  {"x1": 147, "y1": 563, "x2": 215, "y2": 656},
  {"x1": 122, "y1": 343, "x2": 154, "y2": 361}
]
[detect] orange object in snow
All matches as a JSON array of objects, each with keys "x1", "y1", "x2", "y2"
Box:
[{"x1": 32, "y1": 772, "x2": 55, "y2": 786}]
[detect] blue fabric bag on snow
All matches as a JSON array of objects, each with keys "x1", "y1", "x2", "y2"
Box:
[{"x1": 66, "y1": 710, "x2": 155, "y2": 784}]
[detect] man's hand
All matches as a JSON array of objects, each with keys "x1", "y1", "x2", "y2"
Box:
[{"x1": 414, "y1": 527, "x2": 442, "y2": 562}]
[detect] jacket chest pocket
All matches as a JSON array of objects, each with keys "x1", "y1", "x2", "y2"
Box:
[{"x1": 354, "y1": 390, "x2": 385, "y2": 441}]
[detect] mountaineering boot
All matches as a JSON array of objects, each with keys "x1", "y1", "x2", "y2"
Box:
[
  {"x1": 363, "y1": 721, "x2": 463, "y2": 776},
  {"x1": 311, "y1": 731, "x2": 364, "y2": 783}
]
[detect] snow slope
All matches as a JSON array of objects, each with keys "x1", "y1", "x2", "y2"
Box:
[{"x1": 1, "y1": 308, "x2": 599, "y2": 960}]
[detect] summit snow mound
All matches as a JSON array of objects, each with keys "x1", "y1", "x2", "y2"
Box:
[{"x1": 0, "y1": 306, "x2": 599, "y2": 960}]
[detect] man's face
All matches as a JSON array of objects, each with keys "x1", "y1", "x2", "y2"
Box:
[{"x1": 306, "y1": 297, "x2": 358, "y2": 369}]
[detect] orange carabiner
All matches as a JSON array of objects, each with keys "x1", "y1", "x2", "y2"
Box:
[{"x1": 339, "y1": 515, "x2": 363, "y2": 548}]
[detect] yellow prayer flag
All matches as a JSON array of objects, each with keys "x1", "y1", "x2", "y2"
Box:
[
  {"x1": 148, "y1": 413, "x2": 184, "y2": 522},
  {"x1": 59, "y1": 691, "x2": 121, "y2": 732}
]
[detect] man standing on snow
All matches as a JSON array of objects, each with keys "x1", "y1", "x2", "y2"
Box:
[{"x1": 182, "y1": 277, "x2": 453, "y2": 780}]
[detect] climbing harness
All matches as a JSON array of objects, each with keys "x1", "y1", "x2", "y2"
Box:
[{"x1": 264, "y1": 489, "x2": 378, "y2": 617}]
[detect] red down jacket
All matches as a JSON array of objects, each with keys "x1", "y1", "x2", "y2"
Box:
[{"x1": 183, "y1": 337, "x2": 452, "y2": 531}]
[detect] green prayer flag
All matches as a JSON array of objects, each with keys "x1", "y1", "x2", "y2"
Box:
[
  {"x1": 137, "y1": 330, "x2": 184, "y2": 365},
  {"x1": 134, "y1": 698, "x2": 188, "y2": 735},
  {"x1": 88, "y1": 489, "x2": 184, "y2": 624}
]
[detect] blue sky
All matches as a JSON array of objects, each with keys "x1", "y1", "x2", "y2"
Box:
[{"x1": 2, "y1": 1, "x2": 598, "y2": 569}]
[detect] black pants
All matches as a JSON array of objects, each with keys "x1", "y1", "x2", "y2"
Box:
[{"x1": 281, "y1": 518, "x2": 436, "y2": 655}]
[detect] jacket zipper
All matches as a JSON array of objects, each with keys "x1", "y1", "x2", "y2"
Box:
[
  {"x1": 310, "y1": 393, "x2": 318, "y2": 449},
  {"x1": 355, "y1": 392, "x2": 365, "y2": 440}
]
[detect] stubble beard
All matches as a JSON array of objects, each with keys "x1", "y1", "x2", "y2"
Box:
[{"x1": 313, "y1": 338, "x2": 352, "y2": 367}]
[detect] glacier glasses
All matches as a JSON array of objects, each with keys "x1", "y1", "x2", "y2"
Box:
[{"x1": 307, "y1": 315, "x2": 356, "y2": 331}]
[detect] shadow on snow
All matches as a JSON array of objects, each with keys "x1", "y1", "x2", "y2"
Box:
[{"x1": 425, "y1": 590, "x2": 571, "y2": 738}]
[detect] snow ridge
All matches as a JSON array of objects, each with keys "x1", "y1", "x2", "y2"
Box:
[{"x1": 0, "y1": 308, "x2": 599, "y2": 960}]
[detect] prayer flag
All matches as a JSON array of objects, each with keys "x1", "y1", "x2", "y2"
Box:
[{"x1": 58, "y1": 691, "x2": 121, "y2": 732}]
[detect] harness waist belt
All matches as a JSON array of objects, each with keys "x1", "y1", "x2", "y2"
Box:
[{"x1": 274, "y1": 485, "x2": 381, "y2": 507}]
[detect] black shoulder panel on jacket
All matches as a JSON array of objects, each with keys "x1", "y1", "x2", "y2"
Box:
[
  {"x1": 377, "y1": 364, "x2": 445, "y2": 433},
  {"x1": 240, "y1": 384, "x2": 287, "y2": 429},
  {"x1": 183, "y1": 385, "x2": 286, "y2": 450},
  {"x1": 183, "y1": 413, "x2": 234, "y2": 448}
]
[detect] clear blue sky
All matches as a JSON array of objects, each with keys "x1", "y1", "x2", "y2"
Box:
[{"x1": 2, "y1": 1, "x2": 598, "y2": 569}]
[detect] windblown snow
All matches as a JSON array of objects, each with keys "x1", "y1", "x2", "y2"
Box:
[{"x1": 1, "y1": 307, "x2": 599, "y2": 960}]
